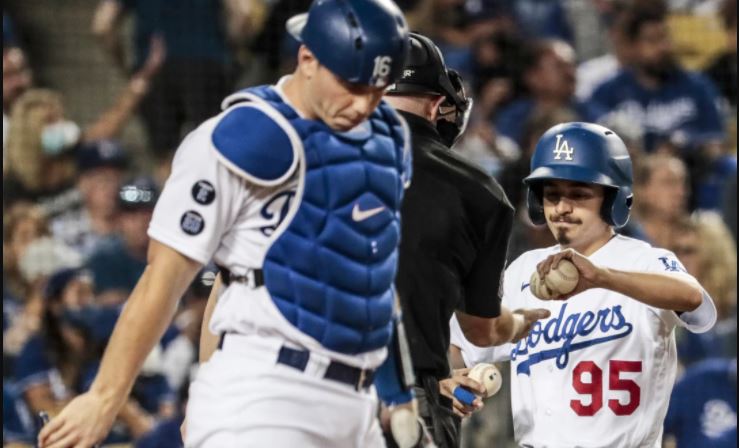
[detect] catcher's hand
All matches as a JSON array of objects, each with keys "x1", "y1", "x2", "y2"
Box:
[{"x1": 38, "y1": 391, "x2": 116, "y2": 448}]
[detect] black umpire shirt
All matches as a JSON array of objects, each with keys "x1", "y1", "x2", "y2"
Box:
[{"x1": 396, "y1": 110, "x2": 514, "y2": 380}]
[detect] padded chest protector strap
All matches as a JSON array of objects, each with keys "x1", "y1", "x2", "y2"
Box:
[{"x1": 212, "y1": 92, "x2": 301, "y2": 187}]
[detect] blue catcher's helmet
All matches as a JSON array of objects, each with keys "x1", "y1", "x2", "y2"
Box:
[
  {"x1": 523, "y1": 122, "x2": 634, "y2": 228},
  {"x1": 286, "y1": 0, "x2": 410, "y2": 88}
]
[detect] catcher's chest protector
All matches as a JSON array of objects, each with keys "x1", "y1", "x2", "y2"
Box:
[{"x1": 225, "y1": 86, "x2": 408, "y2": 355}]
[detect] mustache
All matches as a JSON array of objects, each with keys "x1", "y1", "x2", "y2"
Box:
[{"x1": 550, "y1": 215, "x2": 581, "y2": 224}]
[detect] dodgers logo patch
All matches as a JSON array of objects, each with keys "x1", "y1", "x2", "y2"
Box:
[
  {"x1": 658, "y1": 256, "x2": 687, "y2": 273},
  {"x1": 511, "y1": 303, "x2": 633, "y2": 375}
]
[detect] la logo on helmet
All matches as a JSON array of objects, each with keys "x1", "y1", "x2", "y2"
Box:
[{"x1": 553, "y1": 134, "x2": 575, "y2": 161}]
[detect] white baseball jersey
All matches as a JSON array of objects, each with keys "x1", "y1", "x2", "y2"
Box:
[
  {"x1": 150, "y1": 77, "x2": 412, "y2": 447},
  {"x1": 450, "y1": 235, "x2": 717, "y2": 448},
  {"x1": 148, "y1": 77, "x2": 389, "y2": 370}
]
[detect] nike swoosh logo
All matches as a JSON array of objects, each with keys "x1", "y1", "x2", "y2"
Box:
[
  {"x1": 352, "y1": 204, "x2": 385, "y2": 222},
  {"x1": 521, "y1": 282, "x2": 530, "y2": 291}
]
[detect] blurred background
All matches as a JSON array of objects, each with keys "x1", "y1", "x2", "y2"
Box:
[{"x1": 2, "y1": 0, "x2": 736, "y2": 447}]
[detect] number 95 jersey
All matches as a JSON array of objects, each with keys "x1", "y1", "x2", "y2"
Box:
[{"x1": 451, "y1": 235, "x2": 717, "y2": 448}]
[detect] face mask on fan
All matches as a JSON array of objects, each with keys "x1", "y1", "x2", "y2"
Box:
[{"x1": 41, "y1": 120, "x2": 80, "y2": 156}]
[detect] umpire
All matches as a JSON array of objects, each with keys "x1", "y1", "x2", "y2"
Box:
[{"x1": 383, "y1": 33, "x2": 542, "y2": 447}]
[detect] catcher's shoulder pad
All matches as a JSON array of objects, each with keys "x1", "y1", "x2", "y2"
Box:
[{"x1": 211, "y1": 102, "x2": 300, "y2": 186}]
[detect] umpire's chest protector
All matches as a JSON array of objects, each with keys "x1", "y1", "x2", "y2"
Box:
[{"x1": 213, "y1": 85, "x2": 410, "y2": 355}]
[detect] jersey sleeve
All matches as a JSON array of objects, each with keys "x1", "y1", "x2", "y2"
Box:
[
  {"x1": 148, "y1": 119, "x2": 249, "y2": 265},
  {"x1": 642, "y1": 248, "x2": 717, "y2": 333},
  {"x1": 450, "y1": 257, "x2": 521, "y2": 366},
  {"x1": 449, "y1": 314, "x2": 514, "y2": 366},
  {"x1": 459, "y1": 199, "x2": 513, "y2": 318}
]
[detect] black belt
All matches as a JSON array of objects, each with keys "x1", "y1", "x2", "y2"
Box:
[
  {"x1": 278, "y1": 345, "x2": 375, "y2": 391},
  {"x1": 218, "y1": 334, "x2": 374, "y2": 391},
  {"x1": 217, "y1": 265, "x2": 264, "y2": 288}
]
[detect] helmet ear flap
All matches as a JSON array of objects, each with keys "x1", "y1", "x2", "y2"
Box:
[
  {"x1": 601, "y1": 188, "x2": 617, "y2": 226},
  {"x1": 527, "y1": 186, "x2": 547, "y2": 225},
  {"x1": 602, "y1": 188, "x2": 633, "y2": 228}
]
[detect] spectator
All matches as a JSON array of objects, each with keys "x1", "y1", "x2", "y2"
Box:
[
  {"x1": 704, "y1": 0, "x2": 737, "y2": 111},
  {"x1": 13, "y1": 269, "x2": 102, "y2": 433},
  {"x1": 404, "y1": 0, "x2": 504, "y2": 72},
  {"x1": 493, "y1": 39, "x2": 593, "y2": 154},
  {"x1": 4, "y1": 89, "x2": 80, "y2": 214},
  {"x1": 566, "y1": 0, "x2": 615, "y2": 61},
  {"x1": 588, "y1": 1, "x2": 724, "y2": 154},
  {"x1": 499, "y1": 0, "x2": 574, "y2": 43},
  {"x1": 14, "y1": 267, "x2": 164, "y2": 444},
  {"x1": 3, "y1": 204, "x2": 50, "y2": 374},
  {"x1": 91, "y1": 0, "x2": 257, "y2": 177},
  {"x1": 86, "y1": 177, "x2": 158, "y2": 305},
  {"x1": 575, "y1": 0, "x2": 632, "y2": 101},
  {"x1": 4, "y1": 44, "x2": 162, "y2": 214},
  {"x1": 2, "y1": 46, "x2": 32, "y2": 159},
  {"x1": 3, "y1": 203, "x2": 49, "y2": 301},
  {"x1": 9, "y1": 235, "x2": 86, "y2": 365},
  {"x1": 451, "y1": 31, "x2": 525, "y2": 176},
  {"x1": 632, "y1": 153, "x2": 690, "y2": 247},
  {"x1": 49, "y1": 140, "x2": 129, "y2": 258},
  {"x1": 671, "y1": 213, "x2": 737, "y2": 365},
  {"x1": 469, "y1": 29, "x2": 524, "y2": 92},
  {"x1": 591, "y1": 1, "x2": 736, "y2": 214},
  {"x1": 664, "y1": 358, "x2": 737, "y2": 448},
  {"x1": 693, "y1": 152, "x2": 737, "y2": 211}
]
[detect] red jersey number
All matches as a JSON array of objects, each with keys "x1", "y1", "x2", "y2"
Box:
[{"x1": 570, "y1": 360, "x2": 642, "y2": 417}]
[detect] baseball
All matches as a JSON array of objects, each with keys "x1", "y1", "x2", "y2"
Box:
[
  {"x1": 469, "y1": 363, "x2": 502, "y2": 398},
  {"x1": 544, "y1": 259, "x2": 579, "y2": 295},
  {"x1": 530, "y1": 270, "x2": 555, "y2": 300}
]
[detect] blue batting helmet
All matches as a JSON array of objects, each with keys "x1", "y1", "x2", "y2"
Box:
[
  {"x1": 286, "y1": 0, "x2": 410, "y2": 88},
  {"x1": 523, "y1": 122, "x2": 634, "y2": 228}
]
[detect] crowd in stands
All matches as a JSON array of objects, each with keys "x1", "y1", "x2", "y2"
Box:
[{"x1": 3, "y1": 0, "x2": 736, "y2": 446}]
